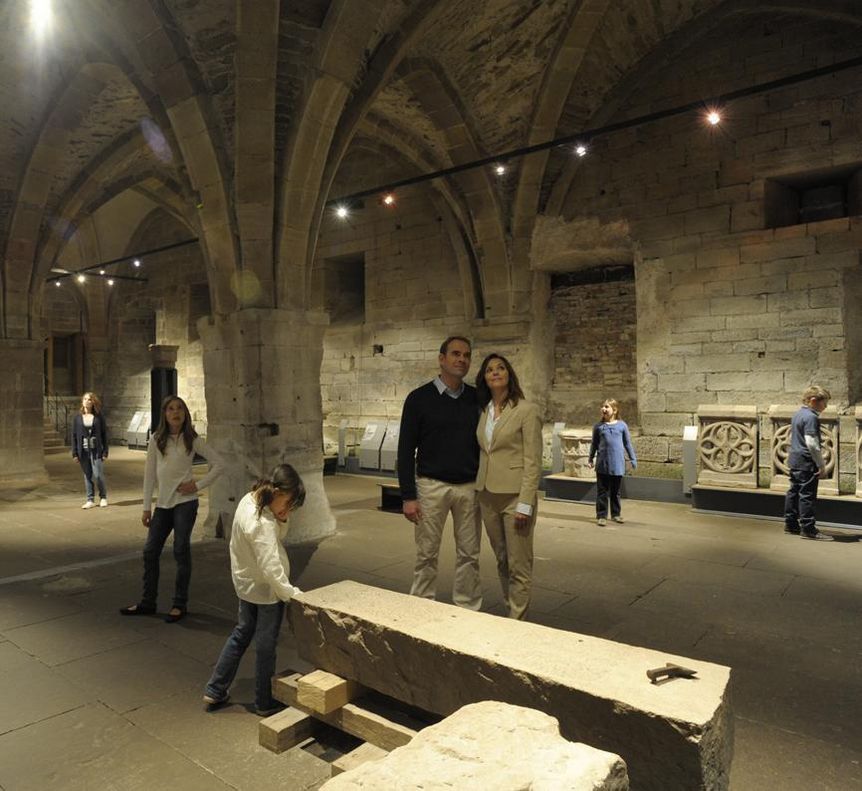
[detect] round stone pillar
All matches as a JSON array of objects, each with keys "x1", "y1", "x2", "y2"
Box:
[
  {"x1": 198, "y1": 308, "x2": 335, "y2": 545},
  {"x1": 0, "y1": 338, "x2": 49, "y2": 486}
]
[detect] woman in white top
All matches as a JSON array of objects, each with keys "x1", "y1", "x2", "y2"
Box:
[
  {"x1": 120, "y1": 395, "x2": 223, "y2": 622},
  {"x1": 203, "y1": 464, "x2": 304, "y2": 716}
]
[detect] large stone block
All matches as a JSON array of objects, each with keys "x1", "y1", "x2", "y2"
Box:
[
  {"x1": 290, "y1": 582, "x2": 732, "y2": 791},
  {"x1": 321, "y1": 701, "x2": 629, "y2": 791}
]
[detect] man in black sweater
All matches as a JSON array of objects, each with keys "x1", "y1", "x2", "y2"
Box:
[{"x1": 397, "y1": 336, "x2": 483, "y2": 610}]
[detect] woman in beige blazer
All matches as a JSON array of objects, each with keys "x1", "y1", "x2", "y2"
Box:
[{"x1": 475, "y1": 353, "x2": 543, "y2": 619}]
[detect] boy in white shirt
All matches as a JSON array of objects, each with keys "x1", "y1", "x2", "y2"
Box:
[{"x1": 203, "y1": 464, "x2": 305, "y2": 715}]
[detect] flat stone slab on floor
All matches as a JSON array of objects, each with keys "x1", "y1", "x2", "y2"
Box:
[
  {"x1": 322, "y1": 700, "x2": 628, "y2": 790},
  {"x1": 290, "y1": 581, "x2": 733, "y2": 791}
]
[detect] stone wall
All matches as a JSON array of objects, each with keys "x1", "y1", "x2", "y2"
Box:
[
  {"x1": 549, "y1": 275, "x2": 637, "y2": 428},
  {"x1": 317, "y1": 186, "x2": 475, "y2": 450},
  {"x1": 102, "y1": 294, "x2": 155, "y2": 438},
  {"x1": 558, "y1": 14, "x2": 862, "y2": 477},
  {"x1": 99, "y1": 240, "x2": 209, "y2": 440}
]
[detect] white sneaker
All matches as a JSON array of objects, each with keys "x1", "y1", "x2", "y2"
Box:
[
  {"x1": 82, "y1": 501, "x2": 95, "y2": 509},
  {"x1": 99, "y1": 498, "x2": 108, "y2": 508}
]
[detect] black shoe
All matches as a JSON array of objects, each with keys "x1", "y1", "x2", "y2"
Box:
[
  {"x1": 801, "y1": 531, "x2": 833, "y2": 541},
  {"x1": 255, "y1": 702, "x2": 285, "y2": 717},
  {"x1": 119, "y1": 603, "x2": 156, "y2": 616},
  {"x1": 164, "y1": 607, "x2": 187, "y2": 623},
  {"x1": 203, "y1": 693, "x2": 230, "y2": 712},
  {"x1": 784, "y1": 527, "x2": 801, "y2": 535}
]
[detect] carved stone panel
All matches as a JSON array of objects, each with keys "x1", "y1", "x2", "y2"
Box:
[
  {"x1": 696, "y1": 406, "x2": 758, "y2": 489},
  {"x1": 768, "y1": 406, "x2": 839, "y2": 496},
  {"x1": 560, "y1": 429, "x2": 594, "y2": 478}
]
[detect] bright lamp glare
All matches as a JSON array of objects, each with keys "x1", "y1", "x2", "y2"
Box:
[
  {"x1": 133, "y1": 258, "x2": 141, "y2": 267},
  {"x1": 706, "y1": 110, "x2": 721, "y2": 126},
  {"x1": 54, "y1": 280, "x2": 61, "y2": 287},
  {"x1": 107, "y1": 279, "x2": 115, "y2": 286},
  {"x1": 30, "y1": 0, "x2": 52, "y2": 37},
  {"x1": 575, "y1": 144, "x2": 587, "y2": 157},
  {"x1": 77, "y1": 274, "x2": 86, "y2": 283},
  {"x1": 383, "y1": 193, "x2": 395, "y2": 206},
  {"x1": 335, "y1": 205, "x2": 349, "y2": 219},
  {"x1": 494, "y1": 164, "x2": 506, "y2": 176}
]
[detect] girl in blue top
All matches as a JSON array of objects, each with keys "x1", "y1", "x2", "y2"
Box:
[{"x1": 588, "y1": 399, "x2": 637, "y2": 526}]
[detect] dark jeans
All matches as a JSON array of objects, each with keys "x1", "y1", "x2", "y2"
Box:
[
  {"x1": 205, "y1": 599, "x2": 285, "y2": 710},
  {"x1": 79, "y1": 453, "x2": 107, "y2": 501},
  {"x1": 596, "y1": 473, "x2": 622, "y2": 519},
  {"x1": 785, "y1": 467, "x2": 819, "y2": 534},
  {"x1": 141, "y1": 500, "x2": 199, "y2": 610}
]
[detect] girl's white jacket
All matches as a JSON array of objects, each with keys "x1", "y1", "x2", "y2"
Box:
[{"x1": 229, "y1": 492, "x2": 301, "y2": 604}]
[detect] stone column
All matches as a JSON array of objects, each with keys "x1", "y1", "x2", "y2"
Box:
[
  {"x1": 0, "y1": 339, "x2": 48, "y2": 486},
  {"x1": 199, "y1": 308, "x2": 335, "y2": 545},
  {"x1": 148, "y1": 344, "x2": 179, "y2": 434}
]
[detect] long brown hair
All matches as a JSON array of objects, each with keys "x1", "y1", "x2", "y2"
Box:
[
  {"x1": 153, "y1": 395, "x2": 197, "y2": 455},
  {"x1": 252, "y1": 463, "x2": 306, "y2": 518},
  {"x1": 475, "y1": 353, "x2": 525, "y2": 407},
  {"x1": 80, "y1": 392, "x2": 102, "y2": 415}
]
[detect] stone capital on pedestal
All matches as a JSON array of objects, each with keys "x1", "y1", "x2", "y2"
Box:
[{"x1": 148, "y1": 344, "x2": 179, "y2": 369}]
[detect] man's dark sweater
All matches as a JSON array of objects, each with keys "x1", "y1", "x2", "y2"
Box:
[{"x1": 397, "y1": 381, "x2": 480, "y2": 501}]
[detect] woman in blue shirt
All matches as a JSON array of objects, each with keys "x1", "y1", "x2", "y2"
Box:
[{"x1": 588, "y1": 399, "x2": 637, "y2": 526}]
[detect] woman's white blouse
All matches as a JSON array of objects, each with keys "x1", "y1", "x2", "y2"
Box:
[{"x1": 142, "y1": 435, "x2": 224, "y2": 511}]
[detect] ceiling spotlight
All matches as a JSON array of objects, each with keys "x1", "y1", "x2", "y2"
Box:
[
  {"x1": 575, "y1": 144, "x2": 588, "y2": 157},
  {"x1": 107, "y1": 279, "x2": 115, "y2": 286},
  {"x1": 30, "y1": 0, "x2": 52, "y2": 37},
  {"x1": 382, "y1": 193, "x2": 396, "y2": 207},
  {"x1": 54, "y1": 280, "x2": 61, "y2": 287},
  {"x1": 99, "y1": 269, "x2": 106, "y2": 275},
  {"x1": 133, "y1": 258, "x2": 141, "y2": 267},
  {"x1": 77, "y1": 274, "x2": 86, "y2": 283},
  {"x1": 494, "y1": 164, "x2": 506, "y2": 176},
  {"x1": 335, "y1": 205, "x2": 349, "y2": 219},
  {"x1": 706, "y1": 110, "x2": 722, "y2": 126}
]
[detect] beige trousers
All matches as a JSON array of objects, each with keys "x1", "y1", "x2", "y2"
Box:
[
  {"x1": 410, "y1": 477, "x2": 482, "y2": 610},
  {"x1": 478, "y1": 489, "x2": 535, "y2": 620}
]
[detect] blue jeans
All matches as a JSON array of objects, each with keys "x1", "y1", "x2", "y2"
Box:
[
  {"x1": 785, "y1": 466, "x2": 819, "y2": 534},
  {"x1": 140, "y1": 500, "x2": 198, "y2": 609},
  {"x1": 79, "y1": 453, "x2": 107, "y2": 501},
  {"x1": 205, "y1": 599, "x2": 285, "y2": 710}
]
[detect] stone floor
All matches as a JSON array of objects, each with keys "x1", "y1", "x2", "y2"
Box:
[{"x1": 0, "y1": 448, "x2": 860, "y2": 790}]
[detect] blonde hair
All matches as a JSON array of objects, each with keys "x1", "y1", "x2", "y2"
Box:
[
  {"x1": 802, "y1": 385, "x2": 831, "y2": 404},
  {"x1": 602, "y1": 398, "x2": 620, "y2": 420},
  {"x1": 80, "y1": 392, "x2": 102, "y2": 415}
]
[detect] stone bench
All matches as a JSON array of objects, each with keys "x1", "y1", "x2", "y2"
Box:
[{"x1": 289, "y1": 581, "x2": 732, "y2": 791}]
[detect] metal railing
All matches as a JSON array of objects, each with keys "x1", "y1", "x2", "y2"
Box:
[{"x1": 44, "y1": 392, "x2": 76, "y2": 446}]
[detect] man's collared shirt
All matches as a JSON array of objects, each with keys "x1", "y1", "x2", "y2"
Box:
[{"x1": 433, "y1": 375, "x2": 465, "y2": 399}]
